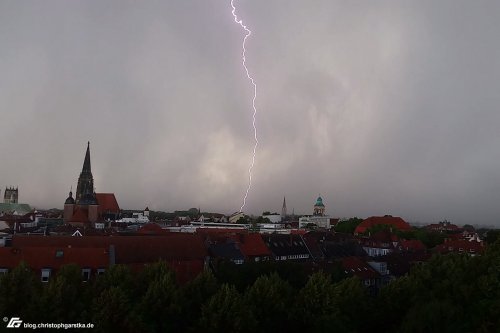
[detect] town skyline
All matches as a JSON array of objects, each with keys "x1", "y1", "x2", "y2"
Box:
[{"x1": 1, "y1": 1, "x2": 500, "y2": 225}]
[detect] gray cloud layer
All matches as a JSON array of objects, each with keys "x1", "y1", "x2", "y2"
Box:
[{"x1": 1, "y1": 0, "x2": 500, "y2": 225}]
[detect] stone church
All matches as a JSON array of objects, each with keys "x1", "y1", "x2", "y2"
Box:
[{"x1": 64, "y1": 142, "x2": 120, "y2": 227}]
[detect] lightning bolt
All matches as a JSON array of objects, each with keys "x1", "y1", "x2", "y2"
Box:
[{"x1": 231, "y1": 0, "x2": 258, "y2": 213}]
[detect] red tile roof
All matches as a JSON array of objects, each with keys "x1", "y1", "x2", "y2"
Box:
[
  {"x1": 341, "y1": 256, "x2": 379, "y2": 280},
  {"x1": 12, "y1": 234, "x2": 208, "y2": 261},
  {"x1": 196, "y1": 228, "x2": 248, "y2": 235},
  {"x1": 354, "y1": 216, "x2": 412, "y2": 234},
  {"x1": 95, "y1": 193, "x2": 120, "y2": 214},
  {"x1": 435, "y1": 239, "x2": 484, "y2": 255},
  {"x1": 0, "y1": 246, "x2": 109, "y2": 270},
  {"x1": 399, "y1": 239, "x2": 426, "y2": 251},
  {"x1": 70, "y1": 207, "x2": 90, "y2": 223},
  {"x1": 229, "y1": 233, "x2": 272, "y2": 258},
  {"x1": 137, "y1": 223, "x2": 170, "y2": 235},
  {"x1": 11, "y1": 234, "x2": 208, "y2": 282}
]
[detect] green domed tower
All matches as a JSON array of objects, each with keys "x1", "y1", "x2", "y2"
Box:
[{"x1": 313, "y1": 196, "x2": 325, "y2": 216}]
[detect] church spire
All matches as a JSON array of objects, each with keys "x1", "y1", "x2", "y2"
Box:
[
  {"x1": 82, "y1": 141, "x2": 91, "y2": 173},
  {"x1": 281, "y1": 196, "x2": 287, "y2": 221},
  {"x1": 75, "y1": 141, "x2": 95, "y2": 204}
]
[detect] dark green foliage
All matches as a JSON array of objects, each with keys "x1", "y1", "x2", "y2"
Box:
[
  {"x1": 294, "y1": 271, "x2": 348, "y2": 332},
  {"x1": 397, "y1": 227, "x2": 446, "y2": 248},
  {"x1": 0, "y1": 262, "x2": 41, "y2": 320},
  {"x1": 255, "y1": 216, "x2": 271, "y2": 224},
  {"x1": 244, "y1": 273, "x2": 293, "y2": 333},
  {"x1": 180, "y1": 270, "x2": 219, "y2": 332},
  {"x1": 334, "y1": 217, "x2": 363, "y2": 234},
  {"x1": 484, "y1": 229, "x2": 500, "y2": 245},
  {"x1": 92, "y1": 286, "x2": 135, "y2": 333},
  {"x1": 38, "y1": 264, "x2": 90, "y2": 322},
  {"x1": 135, "y1": 262, "x2": 181, "y2": 332},
  {"x1": 200, "y1": 284, "x2": 255, "y2": 333},
  {"x1": 215, "y1": 260, "x2": 308, "y2": 291}
]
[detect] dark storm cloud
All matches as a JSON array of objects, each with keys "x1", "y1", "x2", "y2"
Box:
[{"x1": 1, "y1": 0, "x2": 499, "y2": 225}]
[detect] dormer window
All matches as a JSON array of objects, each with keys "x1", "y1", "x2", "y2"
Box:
[
  {"x1": 41, "y1": 268, "x2": 51, "y2": 283},
  {"x1": 82, "y1": 268, "x2": 91, "y2": 282}
]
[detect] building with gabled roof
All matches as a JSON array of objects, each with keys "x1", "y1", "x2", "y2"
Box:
[
  {"x1": 435, "y1": 239, "x2": 484, "y2": 256},
  {"x1": 10, "y1": 233, "x2": 208, "y2": 283},
  {"x1": 228, "y1": 233, "x2": 272, "y2": 262},
  {"x1": 358, "y1": 230, "x2": 401, "y2": 257},
  {"x1": 341, "y1": 256, "x2": 380, "y2": 287},
  {"x1": 261, "y1": 234, "x2": 311, "y2": 261},
  {"x1": 354, "y1": 215, "x2": 412, "y2": 235}
]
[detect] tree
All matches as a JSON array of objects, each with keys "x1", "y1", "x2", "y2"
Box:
[
  {"x1": 0, "y1": 262, "x2": 41, "y2": 320},
  {"x1": 199, "y1": 284, "x2": 255, "y2": 333},
  {"x1": 484, "y1": 229, "x2": 500, "y2": 245},
  {"x1": 244, "y1": 273, "x2": 293, "y2": 333},
  {"x1": 334, "y1": 217, "x2": 363, "y2": 234},
  {"x1": 180, "y1": 270, "x2": 219, "y2": 331},
  {"x1": 135, "y1": 262, "x2": 181, "y2": 332},
  {"x1": 294, "y1": 272, "x2": 348, "y2": 332},
  {"x1": 39, "y1": 264, "x2": 91, "y2": 322},
  {"x1": 255, "y1": 216, "x2": 271, "y2": 224},
  {"x1": 92, "y1": 286, "x2": 136, "y2": 333},
  {"x1": 92, "y1": 264, "x2": 135, "y2": 296},
  {"x1": 333, "y1": 277, "x2": 371, "y2": 332}
]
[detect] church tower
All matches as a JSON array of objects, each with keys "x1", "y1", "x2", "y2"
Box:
[
  {"x1": 75, "y1": 142, "x2": 97, "y2": 205},
  {"x1": 63, "y1": 189, "x2": 75, "y2": 222},
  {"x1": 313, "y1": 196, "x2": 325, "y2": 216},
  {"x1": 4, "y1": 187, "x2": 18, "y2": 204},
  {"x1": 281, "y1": 196, "x2": 287, "y2": 221}
]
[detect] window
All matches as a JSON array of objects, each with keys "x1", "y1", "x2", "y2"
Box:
[
  {"x1": 41, "y1": 269, "x2": 51, "y2": 283},
  {"x1": 97, "y1": 268, "x2": 105, "y2": 275},
  {"x1": 55, "y1": 250, "x2": 64, "y2": 258},
  {"x1": 82, "y1": 268, "x2": 91, "y2": 282},
  {"x1": 0, "y1": 268, "x2": 8, "y2": 275}
]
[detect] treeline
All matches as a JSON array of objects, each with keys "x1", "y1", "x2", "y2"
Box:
[{"x1": 1, "y1": 243, "x2": 500, "y2": 332}]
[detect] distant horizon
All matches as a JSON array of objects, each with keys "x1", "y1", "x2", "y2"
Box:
[{"x1": 15, "y1": 199, "x2": 497, "y2": 228}]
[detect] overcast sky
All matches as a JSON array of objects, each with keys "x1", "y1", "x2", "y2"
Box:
[{"x1": 1, "y1": 0, "x2": 500, "y2": 225}]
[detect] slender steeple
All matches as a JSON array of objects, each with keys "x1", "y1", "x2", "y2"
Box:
[
  {"x1": 281, "y1": 196, "x2": 287, "y2": 220},
  {"x1": 75, "y1": 141, "x2": 96, "y2": 204},
  {"x1": 82, "y1": 141, "x2": 91, "y2": 173}
]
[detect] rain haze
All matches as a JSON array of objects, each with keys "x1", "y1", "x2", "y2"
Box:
[{"x1": 1, "y1": 0, "x2": 500, "y2": 225}]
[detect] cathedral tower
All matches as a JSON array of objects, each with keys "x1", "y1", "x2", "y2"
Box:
[
  {"x1": 4, "y1": 187, "x2": 18, "y2": 204},
  {"x1": 75, "y1": 142, "x2": 97, "y2": 205}
]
